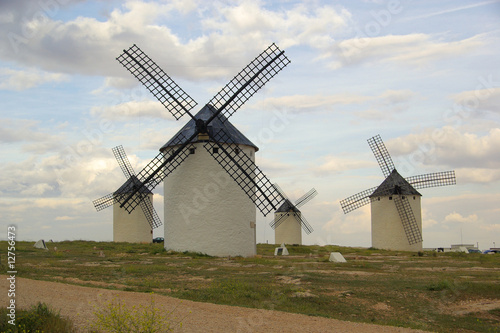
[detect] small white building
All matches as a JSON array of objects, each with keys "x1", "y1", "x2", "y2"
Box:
[
  {"x1": 160, "y1": 105, "x2": 258, "y2": 257},
  {"x1": 370, "y1": 170, "x2": 423, "y2": 252},
  {"x1": 113, "y1": 176, "x2": 153, "y2": 243},
  {"x1": 274, "y1": 200, "x2": 302, "y2": 245}
]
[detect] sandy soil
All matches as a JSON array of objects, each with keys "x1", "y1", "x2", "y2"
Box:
[{"x1": 1, "y1": 275, "x2": 433, "y2": 333}]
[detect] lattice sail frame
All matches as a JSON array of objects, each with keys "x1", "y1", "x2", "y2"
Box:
[
  {"x1": 296, "y1": 213, "x2": 314, "y2": 234},
  {"x1": 296, "y1": 188, "x2": 318, "y2": 208},
  {"x1": 113, "y1": 145, "x2": 134, "y2": 179},
  {"x1": 393, "y1": 195, "x2": 423, "y2": 245},
  {"x1": 339, "y1": 186, "x2": 378, "y2": 214},
  {"x1": 117, "y1": 44, "x2": 197, "y2": 120},
  {"x1": 406, "y1": 171, "x2": 456, "y2": 189},
  {"x1": 208, "y1": 43, "x2": 290, "y2": 121},
  {"x1": 368, "y1": 134, "x2": 395, "y2": 178},
  {"x1": 138, "y1": 193, "x2": 162, "y2": 230}
]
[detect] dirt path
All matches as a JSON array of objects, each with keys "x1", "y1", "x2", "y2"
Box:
[{"x1": 1, "y1": 275, "x2": 432, "y2": 332}]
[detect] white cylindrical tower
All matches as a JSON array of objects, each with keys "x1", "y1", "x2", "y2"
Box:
[
  {"x1": 113, "y1": 179, "x2": 153, "y2": 243},
  {"x1": 370, "y1": 195, "x2": 422, "y2": 251},
  {"x1": 160, "y1": 105, "x2": 258, "y2": 257},
  {"x1": 369, "y1": 170, "x2": 423, "y2": 251},
  {"x1": 274, "y1": 200, "x2": 302, "y2": 245}
]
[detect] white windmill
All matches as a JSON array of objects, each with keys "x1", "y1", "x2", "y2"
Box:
[
  {"x1": 269, "y1": 184, "x2": 317, "y2": 245},
  {"x1": 94, "y1": 44, "x2": 291, "y2": 256},
  {"x1": 340, "y1": 135, "x2": 456, "y2": 251},
  {"x1": 94, "y1": 145, "x2": 161, "y2": 243}
]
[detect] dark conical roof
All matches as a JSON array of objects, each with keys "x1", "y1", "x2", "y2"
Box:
[
  {"x1": 276, "y1": 199, "x2": 300, "y2": 213},
  {"x1": 370, "y1": 169, "x2": 421, "y2": 197},
  {"x1": 114, "y1": 175, "x2": 152, "y2": 195},
  {"x1": 160, "y1": 104, "x2": 258, "y2": 151}
]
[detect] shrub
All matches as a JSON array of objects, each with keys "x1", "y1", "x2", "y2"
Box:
[
  {"x1": 0, "y1": 302, "x2": 75, "y2": 332},
  {"x1": 427, "y1": 279, "x2": 454, "y2": 291},
  {"x1": 90, "y1": 295, "x2": 182, "y2": 333}
]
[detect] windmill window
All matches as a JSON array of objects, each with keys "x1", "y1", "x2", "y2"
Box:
[
  {"x1": 402, "y1": 196, "x2": 405, "y2": 199},
  {"x1": 235, "y1": 148, "x2": 240, "y2": 155},
  {"x1": 389, "y1": 196, "x2": 393, "y2": 200},
  {"x1": 189, "y1": 148, "x2": 196, "y2": 154},
  {"x1": 377, "y1": 197, "x2": 380, "y2": 201},
  {"x1": 213, "y1": 147, "x2": 219, "y2": 154},
  {"x1": 413, "y1": 196, "x2": 416, "y2": 200}
]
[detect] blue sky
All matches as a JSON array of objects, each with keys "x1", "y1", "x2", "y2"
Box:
[{"x1": 1, "y1": 0, "x2": 499, "y2": 249}]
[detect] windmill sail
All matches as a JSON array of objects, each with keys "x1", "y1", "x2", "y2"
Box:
[
  {"x1": 295, "y1": 188, "x2": 318, "y2": 208},
  {"x1": 406, "y1": 171, "x2": 456, "y2": 189},
  {"x1": 208, "y1": 43, "x2": 290, "y2": 121},
  {"x1": 393, "y1": 195, "x2": 423, "y2": 245},
  {"x1": 116, "y1": 44, "x2": 198, "y2": 120},
  {"x1": 340, "y1": 186, "x2": 378, "y2": 214},
  {"x1": 368, "y1": 134, "x2": 395, "y2": 178}
]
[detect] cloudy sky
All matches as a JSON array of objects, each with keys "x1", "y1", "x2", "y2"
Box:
[{"x1": 1, "y1": 0, "x2": 499, "y2": 250}]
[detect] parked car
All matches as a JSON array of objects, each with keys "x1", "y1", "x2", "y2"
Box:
[
  {"x1": 482, "y1": 250, "x2": 498, "y2": 254},
  {"x1": 152, "y1": 237, "x2": 164, "y2": 243}
]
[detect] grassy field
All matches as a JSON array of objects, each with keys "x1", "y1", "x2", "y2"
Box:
[{"x1": 1, "y1": 240, "x2": 499, "y2": 332}]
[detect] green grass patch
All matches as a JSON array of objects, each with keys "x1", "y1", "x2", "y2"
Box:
[{"x1": 427, "y1": 279, "x2": 455, "y2": 291}]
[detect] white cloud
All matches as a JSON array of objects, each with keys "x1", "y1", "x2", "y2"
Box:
[
  {"x1": 323, "y1": 205, "x2": 371, "y2": 236},
  {"x1": 481, "y1": 224, "x2": 500, "y2": 232},
  {"x1": 378, "y1": 89, "x2": 416, "y2": 105},
  {"x1": 389, "y1": 127, "x2": 500, "y2": 174},
  {"x1": 403, "y1": 1, "x2": 500, "y2": 21},
  {"x1": 0, "y1": 1, "x2": 351, "y2": 81},
  {"x1": 0, "y1": 118, "x2": 61, "y2": 144},
  {"x1": 456, "y1": 168, "x2": 500, "y2": 184},
  {"x1": 256, "y1": 93, "x2": 370, "y2": 113},
  {"x1": 55, "y1": 216, "x2": 76, "y2": 221},
  {"x1": 422, "y1": 208, "x2": 438, "y2": 229},
  {"x1": 451, "y1": 87, "x2": 500, "y2": 115},
  {"x1": 20, "y1": 183, "x2": 54, "y2": 196},
  {"x1": 257, "y1": 89, "x2": 417, "y2": 114},
  {"x1": 203, "y1": 1, "x2": 350, "y2": 49},
  {"x1": 90, "y1": 100, "x2": 176, "y2": 120},
  {"x1": 0, "y1": 146, "x2": 119, "y2": 200},
  {"x1": 0, "y1": 67, "x2": 68, "y2": 90},
  {"x1": 326, "y1": 33, "x2": 486, "y2": 69},
  {"x1": 444, "y1": 212, "x2": 479, "y2": 224},
  {"x1": 314, "y1": 155, "x2": 375, "y2": 176},
  {"x1": 255, "y1": 155, "x2": 292, "y2": 173}
]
